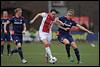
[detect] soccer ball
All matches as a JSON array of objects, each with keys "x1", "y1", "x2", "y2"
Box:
[{"x1": 49, "y1": 57, "x2": 57, "y2": 64}]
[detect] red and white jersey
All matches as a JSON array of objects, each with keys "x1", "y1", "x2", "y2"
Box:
[{"x1": 39, "y1": 12, "x2": 55, "y2": 33}]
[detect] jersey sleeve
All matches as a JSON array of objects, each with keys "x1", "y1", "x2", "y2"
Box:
[
  {"x1": 59, "y1": 16, "x2": 64, "y2": 21},
  {"x1": 72, "y1": 20, "x2": 77, "y2": 26},
  {"x1": 10, "y1": 18, "x2": 14, "y2": 23},
  {"x1": 22, "y1": 17, "x2": 27, "y2": 24}
]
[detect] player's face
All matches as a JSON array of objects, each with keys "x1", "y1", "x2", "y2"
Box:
[
  {"x1": 3, "y1": 11, "x2": 8, "y2": 17},
  {"x1": 16, "y1": 10, "x2": 22, "y2": 17},
  {"x1": 67, "y1": 10, "x2": 74, "y2": 17},
  {"x1": 50, "y1": 11, "x2": 57, "y2": 18}
]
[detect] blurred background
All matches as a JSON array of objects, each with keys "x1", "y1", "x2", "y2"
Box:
[{"x1": 1, "y1": 1, "x2": 99, "y2": 43}]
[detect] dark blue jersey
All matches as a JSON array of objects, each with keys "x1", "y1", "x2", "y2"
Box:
[
  {"x1": 58, "y1": 16, "x2": 77, "y2": 35},
  {"x1": 1, "y1": 18, "x2": 10, "y2": 32},
  {"x1": 10, "y1": 16, "x2": 26, "y2": 34}
]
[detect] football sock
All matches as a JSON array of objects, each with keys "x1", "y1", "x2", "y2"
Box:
[
  {"x1": 1, "y1": 45, "x2": 4, "y2": 54},
  {"x1": 74, "y1": 48, "x2": 80, "y2": 62},
  {"x1": 45, "y1": 47, "x2": 53, "y2": 59},
  {"x1": 45, "y1": 52, "x2": 48, "y2": 57},
  {"x1": 11, "y1": 48, "x2": 18, "y2": 53},
  {"x1": 18, "y1": 47, "x2": 24, "y2": 60},
  {"x1": 7, "y1": 44, "x2": 10, "y2": 54},
  {"x1": 65, "y1": 44, "x2": 70, "y2": 57}
]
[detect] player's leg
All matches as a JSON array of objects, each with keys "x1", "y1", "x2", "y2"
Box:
[
  {"x1": 1, "y1": 32, "x2": 5, "y2": 56},
  {"x1": 39, "y1": 32, "x2": 53, "y2": 62},
  {"x1": 45, "y1": 52, "x2": 49, "y2": 63},
  {"x1": 62, "y1": 38, "x2": 74, "y2": 63},
  {"x1": 11, "y1": 34, "x2": 27, "y2": 63},
  {"x1": 58, "y1": 36, "x2": 71, "y2": 59},
  {"x1": 65, "y1": 44, "x2": 70, "y2": 58},
  {"x1": 1, "y1": 40, "x2": 4, "y2": 56},
  {"x1": 6, "y1": 33, "x2": 11, "y2": 56},
  {"x1": 10, "y1": 34, "x2": 18, "y2": 54},
  {"x1": 71, "y1": 42, "x2": 81, "y2": 64},
  {"x1": 45, "y1": 34, "x2": 52, "y2": 63},
  {"x1": 42, "y1": 39, "x2": 53, "y2": 59},
  {"x1": 63, "y1": 38, "x2": 71, "y2": 57}
]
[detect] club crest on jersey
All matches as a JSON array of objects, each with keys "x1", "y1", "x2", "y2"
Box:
[{"x1": 70, "y1": 23, "x2": 72, "y2": 25}]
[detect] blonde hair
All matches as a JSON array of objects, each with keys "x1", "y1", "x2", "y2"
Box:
[
  {"x1": 14, "y1": 8, "x2": 22, "y2": 13},
  {"x1": 67, "y1": 8, "x2": 75, "y2": 16}
]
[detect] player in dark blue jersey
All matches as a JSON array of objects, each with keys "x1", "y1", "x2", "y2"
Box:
[
  {"x1": 56, "y1": 9, "x2": 94, "y2": 64},
  {"x1": 1, "y1": 11, "x2": 11, "y2": 56},
  {"x1": 10, "y1": 8, "x2": 27, "y2": 64}
]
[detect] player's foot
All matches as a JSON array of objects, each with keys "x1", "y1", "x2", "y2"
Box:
[
  {"x1": 77, "y1": 61, "x2": 83, "y2": 64},
  {"x1": 90, "y1": 43, "x2": 95, "y2": 47},
  {"x1": 45, "y1": 57, "x2": 49, "y2": 63},
  {"x1": 21, "y1": 59, "x2": 27, "y2": 64},
  {"x1": 68, "y1": 57, "x2": 74, "y2": 64},
  {"x1": 10, "y1": 49, "x2": 13, "y2": 56},
  {"x1": 8, "y1": 54, "x2": 11, "y2": 56}
]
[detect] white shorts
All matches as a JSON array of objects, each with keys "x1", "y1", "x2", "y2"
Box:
[{"x1": 39, "y1": 32, "x2": 52, "y2": 44}]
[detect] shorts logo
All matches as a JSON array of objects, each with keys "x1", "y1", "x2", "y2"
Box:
[
  {"x1": 61, "y1": 37, "x2": 64, "y2": 42},
  {"x1": 16, "y1": 40, "x2": 18, "y2": 42}
]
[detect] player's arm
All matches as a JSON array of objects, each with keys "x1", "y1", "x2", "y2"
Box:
[
  {"x1": 54, "y1": 17, "x2": 70, "y2": 31},
  {"x1": 30, "y1": 13, "x2": 43, "y2": 24},
  {"x1": 4, "y1": 20, "x2": 10, "y2": 34},
  {"x1": 4, "y1": 23, "x2": 7, "y2": 33},
  {"x1": 54, "y1": 17, "x2": 65, "y2": 26},
  {"x1": 76, "y1": 24, "x2": 94, "y2": 34},
  {"x1": 54, "y1": 17, "x2": 70, "y2": 27},
  {"x1": 9, "y1": 23, "x2": 14, "y2": 35},
  {"x1": 22, "y1": 23, "x2": 26, "y2": 34},
  {"x1": 55, "y1": 21, "x2": 70, "y2": 31}
]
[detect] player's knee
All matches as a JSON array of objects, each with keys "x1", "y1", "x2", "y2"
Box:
[
  {"x1": 63, "y1": 39, "x2": 70, "y2": 45},
  {"x1": 42, "y1": 39, "x2": 50, "y2": 47},
  {"x1": 44, "y1": 44, "x2": 50, "y2": 47},
  {"x1": 71, "y1": 42, "x2": 77, "y2": 49},
  {"x1": 7, "y1": 41, "x2": 11, "y2": 45},
  {"x1": 1, "y1": 40, "x2": 5, "y2": 45},
  {"x1": 17, "y1": 43, "x2": 22, "y2": 47}
]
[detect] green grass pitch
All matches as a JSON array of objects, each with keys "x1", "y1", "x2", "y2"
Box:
[{"x1": 1, "y1": 41, "x2": 99, "y2": 66}]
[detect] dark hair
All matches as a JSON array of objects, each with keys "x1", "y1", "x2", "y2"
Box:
[{"x1": 50, "y1": 9, "x2": 59, "y2": 14}]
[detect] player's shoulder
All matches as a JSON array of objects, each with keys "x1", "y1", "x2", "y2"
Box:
[
  {"x1": 1, "y1": 18, "x2": 3, "y2": 20},
  {"x1": 20, "y1": 16, "x2": 25, "y2": 19},
  {"x1": 19, "y1": 16, "x2": 25, "y2": 20},
  {"x1": 59, "y1": 16, "x2": 65, "y2": 19},
  {"x1": 41, "y1": 12, "x2": 47, "y2": 14},
  {"x1": 71, "y1": 18, "x2": 76, "y2": 23},
  {"x1": 11, "y1": 16, "x2": 16, "y2": 19},
  {"x1": 40, "y1": 12, "x2": 48, "y2": 16},
  {"x1": 1, "y1": 17, "x2": 9, "y2": 20},
  {"x1": 11, "y1": 16, "x2": 24, "y2": 19},
  {"x1": 59, "y1": 16, "x2": 65, "y2": 20}
]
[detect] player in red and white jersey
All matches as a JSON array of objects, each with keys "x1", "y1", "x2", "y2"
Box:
[{"x1": 30, "y1": 9, "x2": 59, "y2": 63}]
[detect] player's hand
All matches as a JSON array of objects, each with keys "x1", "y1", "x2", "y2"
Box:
[
  {"x1": 88, "y1": 31, "x2": 94, "y2": 34},
  {"x1": 30, "y1": 20, "x2": 33, "y2": 24},
  {"x1": 4, "y1": 30, "x2": 8, "y2": 34},
  {"x1": 64, "y1": 28, "x2": 70, "y2": 31},
  {"x1": 10, "y1": 30, "x2": 14, "y2": 35},
  {"x1": 56, "y1": 31, "x2": 60, "y2": 36}
]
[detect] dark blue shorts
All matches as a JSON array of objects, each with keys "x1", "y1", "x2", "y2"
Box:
[
  {"x1": 13, "y1": 34, "x2": 23, "y2": 45},
  {"x1": 58, "y1": 34, "x2": 75, "y2": 44},
  {"x1": 1, "y1": 32, "x2": 11, "y2": 41}
]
